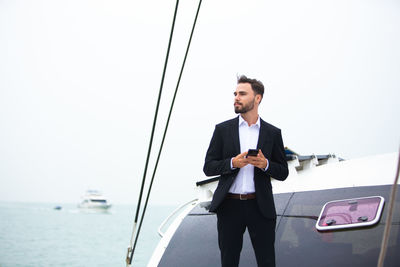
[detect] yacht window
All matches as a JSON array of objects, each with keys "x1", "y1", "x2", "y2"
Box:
[
  {"x1": 91, "y1": 199, "x2": 107, "y2": 203},
  {"x1": 316, "y1": 196, "x2": 384, "y2": 231}
]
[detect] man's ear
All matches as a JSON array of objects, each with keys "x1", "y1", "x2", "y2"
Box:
[{"x1": 256, "y1": 94, "x2": 262, "y2": 104}]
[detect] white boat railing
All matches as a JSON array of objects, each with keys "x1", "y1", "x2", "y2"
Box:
[{"x1": 158, "y1": 199, "x2": 198, "y2": 237}]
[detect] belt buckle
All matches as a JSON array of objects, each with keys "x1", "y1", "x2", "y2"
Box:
[{"x1": 239, "y1": 194, "x2": 247, "y2": 200}]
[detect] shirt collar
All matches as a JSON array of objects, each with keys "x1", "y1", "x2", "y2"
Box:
[{"x1": 239, "y1": 115, "x2": 260, "y2": 128}]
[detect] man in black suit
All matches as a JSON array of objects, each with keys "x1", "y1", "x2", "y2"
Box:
[{"x1": 203, "y1": 75, "x2": 288, "y2": 267}]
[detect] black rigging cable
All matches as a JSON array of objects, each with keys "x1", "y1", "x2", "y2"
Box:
[
  {"x1": 126, "y1": 0, "x2": 179, "y2": 265},
  {"x1": 126, "y1": 0, "x2": 202, "y2": 265}
]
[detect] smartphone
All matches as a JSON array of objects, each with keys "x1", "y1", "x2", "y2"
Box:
[{"x1": 247, "y1": 149, "x2": 259, "y2": 157}]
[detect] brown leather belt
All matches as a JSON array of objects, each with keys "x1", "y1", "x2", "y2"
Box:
[{"x1": 227, "y1": 193, "x2": 256, "y2": 200}]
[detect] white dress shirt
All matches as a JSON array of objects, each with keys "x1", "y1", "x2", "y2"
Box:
[{"x1": 229, "y1": 115, "x2": 261, "y2": 194}]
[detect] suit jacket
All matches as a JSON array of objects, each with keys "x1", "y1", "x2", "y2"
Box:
[{"x1": 203, "y1": 116, "x2": 289, "y2": 219}]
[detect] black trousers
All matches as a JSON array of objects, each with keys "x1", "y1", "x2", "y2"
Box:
[{"x1": 216, "y1": 198, "x2": 276, "y2": 267}]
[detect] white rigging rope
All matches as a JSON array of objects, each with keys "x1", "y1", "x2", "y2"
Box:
[{"x1": 377, "y1": 147, "x2": 400, "y2": 267}]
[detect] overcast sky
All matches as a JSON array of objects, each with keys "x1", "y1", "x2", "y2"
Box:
[{"x1": 1, "y1": 0, "x2": 399, "y2": 205}]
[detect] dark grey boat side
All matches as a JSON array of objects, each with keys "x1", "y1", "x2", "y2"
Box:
[{"x1": 158, "y1": 185, "x2": 400, "y2": 267}]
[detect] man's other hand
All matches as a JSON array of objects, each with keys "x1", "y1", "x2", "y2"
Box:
[{"x1": 232, "y1": 151, "x2": 249, "y2": 168}]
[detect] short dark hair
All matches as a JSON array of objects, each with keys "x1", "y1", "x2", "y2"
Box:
[{"x1": 237, "y1": 75, "x2": 264, "y2": 97}]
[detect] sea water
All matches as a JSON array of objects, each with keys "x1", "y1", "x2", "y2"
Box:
[{"x1": 0, "y1": 202, "x2": 175, "y2": 267}]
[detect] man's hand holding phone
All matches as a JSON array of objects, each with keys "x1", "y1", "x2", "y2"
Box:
[
  {"x1": 246, "y1": 149, "x2": 269, "y2": 169},
  {"x1": 232, "y1": 149, "x2": 268, "y2": 170}
]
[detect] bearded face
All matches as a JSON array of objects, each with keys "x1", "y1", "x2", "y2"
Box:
[
  {"x1": 234, "y1": 96, "x2": 256, "y2": 114},
  {"x1": 234, "y1": 83, "x2": 258, "y2": 114}
]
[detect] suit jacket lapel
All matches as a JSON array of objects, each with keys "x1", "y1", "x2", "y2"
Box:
[
  {"x1": 257, "y1": 119, "x2": 272, "y2": 150},
  {"x1": 231, "y1": 116, "x2": 241, "y2": 154}
]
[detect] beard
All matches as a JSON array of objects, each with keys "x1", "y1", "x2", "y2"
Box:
[{"x1": 234, "y1": 100, "x2": 255, "y2": 114}]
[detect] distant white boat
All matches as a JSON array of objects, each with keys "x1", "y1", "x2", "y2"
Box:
[{"x1": 78, "y1": 190, "x2": 112, "y2": 210}]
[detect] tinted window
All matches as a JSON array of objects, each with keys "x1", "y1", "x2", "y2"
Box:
[{"x1": 316, "y1": 196, "x2": 384, "y2": 230}]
